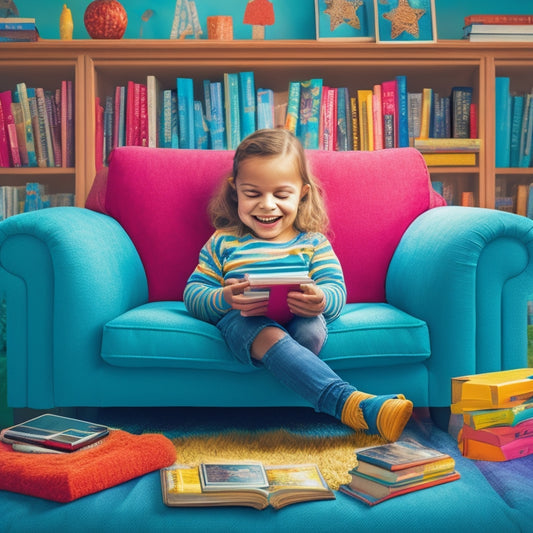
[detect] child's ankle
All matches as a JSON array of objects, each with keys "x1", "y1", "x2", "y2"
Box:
[{"x1": 341, "y1": 391, "x2": 413, "y2": 442}]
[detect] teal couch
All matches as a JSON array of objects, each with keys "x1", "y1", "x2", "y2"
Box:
[{"x1": 1, "y1": 146, "x2": 532, "y2": 411}]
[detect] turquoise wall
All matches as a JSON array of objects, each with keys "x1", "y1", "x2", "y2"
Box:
[{"x1": 11, "y1": 0, "x2": 533, "y2": 41}]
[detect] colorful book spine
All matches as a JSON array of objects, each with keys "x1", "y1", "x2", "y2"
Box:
[
  {"x1": 350, "y1": 96, "x2": 360, "y2": 150},
  {"x1": 417, "y1": 88, "x2": 433, "y2": 140},
  {"x1": 239, "y1": 71, "x2": 256, "y2": 140},
  {"x1": 336, "y1": 87, "x2": 349, "y2": 151},
  {"x1": 298, "y1": 78, "x2": 323, "y2": 150},
  {"x1": 519, "y1": 93, "x2": 533, "y2": 167},
  {"x1": 15, "y1": 83, "x2": 37, "y2": 167},
  {"x1": 510, "y1": 95, "x2": 524, "y2": 167},
  {"x1": 146, "y1": 75, "x2": 161, "y2": 148},
  {"x1": 407, "y1": 92, "x2": 422, "y2": 141},
  {"x1": 395, "y1": 75, "x2": 409, "y2": 147},
  {"x1": 285, "y1": 81, "x2": 301, "y2": 135},
  {"x1": 0, "y1": 100, "x2": 9, "y2": 167},
  {"x1": 139, "y1": 83, "x2": 148, "y2": 147},
  {"x1": 495, "y1": 77, "x2": 512, "y2": 167},
  {"x1": 125, "y1": 81, "x2": 136, "y2": 147},
  {"x1": 27, "y1": 87, "x2": 47, "y2": 168},
  {"x1": 46, "y1": 90, "x2": 62, "y2": 167},
  {"x1": 256, "y1": 88, "x2": 274, "y2": 130},
  {"x1": 223, "y1": 73, "x2": 241, "y2": 150},
  {"x1": 176, "y1": 77, "x2": 195, "y2": 149},
  {"x1": 422, "y1": 152, "x2": 476, "y2": 166},
  {"x1": 94, "y1": 96, "x2": 104, "y2": 171},
  {"x1": 464, "y1": 14, "x2": 533, "y2": 25},
  {"x1": 372, "y1": 84, "x2": 383, "y2": 151},
  {"x1": 381, "y1": 80, "x2": 398, "y2": 148},
  {"x1": 0, "y1": 90, "x2": 21, "y2": 167},
  {"x1": 451, "y1": 86, "x2": 473, "y2": 138},
  {"x1": 35, "y1": 88, "x2": 55, "y2": 167},
  {"x1": 356, "y1": 89, "x2": 372, "y2": 151},
  {"x1": 193, "y1": 100, "x2": 209, "y2": 150},
  {"x1": 209, "y1": 82, "x2": 226, "y2": 149}
]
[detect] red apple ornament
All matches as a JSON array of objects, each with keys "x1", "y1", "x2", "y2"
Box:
[{"x1": 84, "y1": 0, "x2": 128, "y2": 39}]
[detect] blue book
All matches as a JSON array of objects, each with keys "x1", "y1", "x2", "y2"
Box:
[
  {"x1": 451, "y1": 86, "x2": 473, "y2": 138},
  {"x1": 527, "y1": 183, "x2": 533, "y2": 218},
  {"x1": 519, "y1": 94, "x2": 533, "y2": 168},
  {"x1": 285, "y1": 81, "x2": 301, "y2": 135},
  {"x1": 336, "y1": 87, "x2": 349, "y2": 151},
  {"x1": 170, "y1": 91, "x2": 179, "y2": 148},
  {"x1": 495, "y1": 77, "x2": 511, "y2": 167},
  {"x1": 239, "y1": 72, "x2": 256, "y2": 140},
  {"x1": 509, "y1": 95, "x2": 524, "y2": 168},
  {"x1": 160, "y1": 89, "x2": 173, "y2": 148},
  {"x1": 193, "y1": 100, "x2": 208, "y2": 150},
  {"x1": 0, "y1": 21, "x2": 36, "y2": 30},
  {"x1": 209, "y1": 82, "x2": 226, "y2": 150},
  {"x1": 224, "y1": 73, "x2": 241, "y2": 150},
  {"x1": 176, "y1": 78, "x2": 195, "y2": 149},
  {"x1": 395, "y1": 75, "x2": 409, "y2": 147},
  {"x1": 256, "y1": 88, "x2": 274, "y2": 130},
  {"x1": 298, "y1": 78, "x2": 323, "y2": 150},
  {"x1": 202, "y1": 80, "x2": 212, "y2": 148}
]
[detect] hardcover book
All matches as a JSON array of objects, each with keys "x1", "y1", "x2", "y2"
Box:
[
  {"x1": 462, "y1": 398, "x2": 533, "y2": 430},
  {"x1": 354, "y1": 440, "x2": 451, "y2": 471},
  {"x1": 161, "y1": 463, "x2": 334, "y2": 510},
  {"x1": 2, "y1": 414, "x2": 109, "y2": 452},
  {"x1": 243, "y1": 271, "x2": 314, "y2": 324},
  {"x1": 340, "y1": 470, "x2": 460, "y2": 506},
  {"x1": 460, "y1": 433, "x2": 533, "y2": 461},
  {"x1": 451, "y1": 368, "x2": 533, "y2": 412},
  {"x1": 421, "y1": 152, "x2": 476, "y2": 166},
  {"x1": 460, "y1": 417, "x2": 533, "y2": 448},
  {"x1": 298, "y1": 79, "x2": 323, "y2": 150}
]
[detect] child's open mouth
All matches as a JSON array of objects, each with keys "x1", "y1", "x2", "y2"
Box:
[{"x1": 255, "y1": 216, "x2": 281, "y2": 224}]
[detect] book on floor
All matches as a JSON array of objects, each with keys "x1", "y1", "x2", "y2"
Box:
[
  {"x1": 243, "y1": 271, "x2": 314, "y2": 324},
  {"x1": 160, "y1": 462, "x2": 335, "y2": 510},
  {"x1": 339, "y1": 439, "x2": 459, "y2": 506},
  {"x1": 353, "y1": 439, "x2": 452, "y2": 471},
  {"x1": 340, "y1": 470, "x2": 460, "y2": 506},
  {"x1": 2, "y1": 414, "x2": 109, "y2": 452},
  {"x1": 451, "y1": 368, "x2": 533, "y2": 412}
]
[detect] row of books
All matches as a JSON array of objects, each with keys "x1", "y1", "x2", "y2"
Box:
[
  {"x1": 450, "y1": 368, "x2": 533, "y2": 461},
  {"x1": 339, "y1": 440, "x2": 459, "y2": 506},
  {"x1": 0, "y1": 17, "x2": 39, "y2": 42},
  {"x1": 0, "y1": 81, "x2": 75, "y2": 169},
  {"x1": 495, "y1": 78, "x2": 533, "y2": 168},
  {"x1": 95, "y1": 71, "x2": 477, "y2": 166},
  {"x1": 495, "y1": 181, "x2": 533, "y2": 218},
  {"x1": 0, "y1": 183, "x2": 74, "y2": 221}
]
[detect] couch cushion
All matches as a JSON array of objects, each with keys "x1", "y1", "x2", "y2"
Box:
[
  {"x1": 102, "y1": 146, "x2": 444, "y2": 304},
  {"x1": 101, "y1": 302, "x2": 430, "y2": 371}
]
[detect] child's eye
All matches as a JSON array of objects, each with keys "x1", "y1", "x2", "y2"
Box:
[{"x1": 243, "y1": 191, "x2": 260, "y2": 198}]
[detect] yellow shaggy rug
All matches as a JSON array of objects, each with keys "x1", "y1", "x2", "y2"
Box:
[{"x1": 173, "y1": 429, "x2": 384, "y2": 490}]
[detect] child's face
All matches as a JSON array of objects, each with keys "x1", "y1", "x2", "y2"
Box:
[{"x1": 232, "y1": 155, "x2": 309, "y2": 242}]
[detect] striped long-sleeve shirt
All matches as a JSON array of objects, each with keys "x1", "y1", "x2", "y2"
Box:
[{"x1": 184, "y1": 230, "x2": 346, "y2": 324}]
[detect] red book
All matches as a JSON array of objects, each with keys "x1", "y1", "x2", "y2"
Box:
[
  {"x1": 381, "y1": 80, "x2": 398, "y2": 148},
  {"x1": 0, "y1": 98, "x2": 10, "y2": 167},
  {"x1": 464, "y1": 14, "x2": 533, "y2": 26},
  {"x1": 61, "y1": 80, "x2": 68, "y2": 167},
  {"x1": 126, "y1": 80, "x2": 136, "y2": 146},
  {"x1": 139, "y1": 83, "x2": 148, "y2": 147},
  {"x1": 94, "y1": 96, "x2": 104, "y2": 171},
  {"x1": 460, "y1": 418, "x2": 533, "y2": 447},
  {"x1": 0, "y1": 90, "x2": 21, "y2": 167},
  {"x1": 469, "y1": 103, "x2": 478, "y2": 138}
]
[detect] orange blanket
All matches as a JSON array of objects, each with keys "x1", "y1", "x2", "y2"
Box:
[{"x1": 0, "y1": 430, "x2": 176, "y2": 502}]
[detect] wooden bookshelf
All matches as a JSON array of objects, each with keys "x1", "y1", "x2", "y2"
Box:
[{"x1": 1, "y1": 39, "x2": 532, "y2": 209}]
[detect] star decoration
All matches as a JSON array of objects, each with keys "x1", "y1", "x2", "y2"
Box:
[
  {"x1": 324, "y1": 0, "x2": 363, "y2": 32},
  {"x1": 382, "y1": 0, "x2": 425, "y2": 39}
]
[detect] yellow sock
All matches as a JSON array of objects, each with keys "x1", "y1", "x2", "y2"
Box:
[{"x1": 341, "y1": 391, "x2": 413, "y2": 442}]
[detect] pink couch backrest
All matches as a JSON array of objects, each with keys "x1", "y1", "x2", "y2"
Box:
[{"x1": 88, "y1": 146, "x2": 444, "y2": 303}]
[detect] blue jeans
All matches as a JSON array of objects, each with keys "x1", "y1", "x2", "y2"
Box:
[{"x1": 217, "y1": 310, "x2": 356, "y2": 419}]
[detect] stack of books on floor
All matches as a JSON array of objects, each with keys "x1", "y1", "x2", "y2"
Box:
[
  {"x1": 339, "y1": 440, "x2": 459, "y2": 506},
  {"x1": 450, "y1": 368, "x2": 533, "y2": 461},
  {"x1": 0, "y1": 17, "x2": 39, "y2": 42},
  {"x1": 463, "y1": 14, "x2": 533, "y2": 42}
]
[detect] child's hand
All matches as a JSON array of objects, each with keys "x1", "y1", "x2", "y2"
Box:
[
  {"x1": 223, "y1": 278, "x2": 269, "y2": 316},
  {"x1": 287, "y1": 283, "x2": 326, "y2": 318}
]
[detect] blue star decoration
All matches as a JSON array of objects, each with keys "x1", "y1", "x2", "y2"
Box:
[
  {"x1": 324, "y1": 0, "x2": 364, "y2": 31},
  {"x1": 382, "y1": 0, "x2": 425, "y2": 39}
]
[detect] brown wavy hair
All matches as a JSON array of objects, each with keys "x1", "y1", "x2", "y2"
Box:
[{"x1": 209, "y1": 129, "x2": 329, "y2": 236}]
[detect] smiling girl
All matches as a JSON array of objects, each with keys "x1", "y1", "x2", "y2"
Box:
[{"x1": 184, "y1": 129, "x2": 412, "y2": 441}]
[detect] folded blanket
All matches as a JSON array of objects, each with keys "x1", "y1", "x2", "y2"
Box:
[{"x1": 0, "y1": 429, "x2": 176, "y2": 502}]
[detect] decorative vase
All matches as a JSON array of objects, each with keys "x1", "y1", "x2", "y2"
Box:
[
  {"x1": 84, "y1": 0, "x2": 127, "y2": 39},
  {"x1": 59, "y1": 4, "x2": 73, "y2": 40}
]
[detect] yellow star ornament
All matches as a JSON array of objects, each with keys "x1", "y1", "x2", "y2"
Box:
[
  {"x1": 383, "y1": 0, "x2": 425, "y2": 39},
  {"x1": 324, "y1": 0, "x2": 363, "y2": 31}
]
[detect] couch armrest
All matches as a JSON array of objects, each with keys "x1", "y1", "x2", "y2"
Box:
[
  {"x1": 386, "y1": 206, "x2": 533, "y2": 406},
  {"x1": 0, "y1": 207, "x2": 148, "y2": 408}
]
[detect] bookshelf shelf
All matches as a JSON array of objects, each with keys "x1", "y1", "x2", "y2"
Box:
[{"x1": 1, "y1": 40, "x2": 532, "y2": 210}]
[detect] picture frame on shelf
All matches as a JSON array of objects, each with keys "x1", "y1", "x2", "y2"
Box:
[
  {"x1": 374, "y1": 0, "x2": 436, "y2": 44},
  {"x1": 315, "y1": 0, "x2": 374, "y2": 41}
]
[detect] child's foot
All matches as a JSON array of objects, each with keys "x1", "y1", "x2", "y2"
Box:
[{"x1": 341, "y1": 391, "x2": 413, "y2": 442}]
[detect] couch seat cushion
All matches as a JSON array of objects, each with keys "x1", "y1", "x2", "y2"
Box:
[{"x1": 101, "y1": 302, "x2": 430, "y2": 372}]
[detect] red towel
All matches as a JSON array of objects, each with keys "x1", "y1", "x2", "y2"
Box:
[{"x1": 0, "y1": 430, "x2": 176, "y2": 502}]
